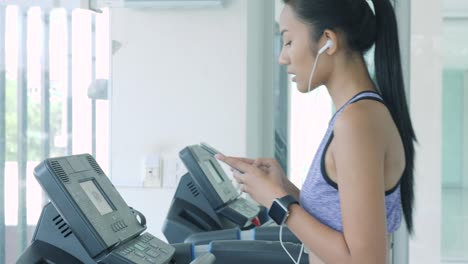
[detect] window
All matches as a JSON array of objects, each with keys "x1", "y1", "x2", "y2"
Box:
[
  {"x1": 441, "y1": 11, "x2": 468, "y2": 263},
  {"x1": 0, "y1": 4, "x2": 110, "y2": 263}
]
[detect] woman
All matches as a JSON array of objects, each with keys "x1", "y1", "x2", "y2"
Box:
[{"x1": 216, "y1": 0, "x2": 416, "y2": 263}]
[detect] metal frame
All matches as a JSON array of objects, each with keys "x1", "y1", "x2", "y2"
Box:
[
  {"x1": 67, "y1": 13, "x2": 73, "y2": 155},
  {"x1": 16, "y1": 7, "x2": 28, "y2": 255},
  {"x1": 464, "y1": 71, "x2": 468, "y2": 190},
  {"x1": 393, "y1": 0, "x2": 411, "y2": 263},
  {"x1": 91, "y1": 14, "x2": 96, "y2": 158},
  {"x1": 0, "y1": 6, "x2": 6, "y2": 263},
  {"x1": 41, "y1": 9, "x2": 51, "y2": 206}
]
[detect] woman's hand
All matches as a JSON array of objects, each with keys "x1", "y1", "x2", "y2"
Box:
[
  {"x1": 252, "y1": 158, "x2": 291, "y2": 190},
  {"x1": 215, "y1": 154, "x2": 288, "y2": 208}
]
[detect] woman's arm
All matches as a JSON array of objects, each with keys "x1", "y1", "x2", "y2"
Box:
[
  {"x1": 285, "y1": 180, "x2": 301, "y2": 201},
  {"x1": 329, "y1": 102, "x2": 389, "y2": 263},
  {"x1": 285, "y1": 204, "x2": 351, "y2": 263},
  {"x1": 285, "y1": 102, "x2": 388, "y2": 263}
]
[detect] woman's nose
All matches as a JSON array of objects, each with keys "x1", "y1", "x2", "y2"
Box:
[{"x1": 278, "y1": 48, "x2": 289, "y2": 65}]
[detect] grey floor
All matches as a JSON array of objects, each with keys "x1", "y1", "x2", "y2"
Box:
[{"x1": 442, "y1": 187, "x2": 468, "y2": 263}]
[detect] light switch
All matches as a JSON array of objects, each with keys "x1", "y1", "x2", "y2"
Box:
[{"x1": 143, "y1": 155, "x2": 162, "y2": 188}]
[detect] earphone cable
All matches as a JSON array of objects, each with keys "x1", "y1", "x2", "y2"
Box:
[{"x1": 279, "y1": 223, "x2": 305, "y2": 264}]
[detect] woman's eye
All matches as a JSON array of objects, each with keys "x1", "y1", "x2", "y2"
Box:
[{"x1": 284, "y1": 41, "x2": 291, "y2": 47}]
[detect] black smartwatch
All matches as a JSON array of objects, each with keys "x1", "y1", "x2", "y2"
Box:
[{"x1": 268, "y1": 195, "x2": 299, "y2": 225}]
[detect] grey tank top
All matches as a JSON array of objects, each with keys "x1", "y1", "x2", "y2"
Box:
[{"x1": 300, "y1": 91, "x2": 402, "y2": 233}]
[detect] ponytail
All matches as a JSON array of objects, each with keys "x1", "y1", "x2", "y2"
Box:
[{"x1": 372, "y1": 0, "x2": 416, "y2": 234}]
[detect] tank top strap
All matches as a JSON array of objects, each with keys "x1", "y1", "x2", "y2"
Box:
[{"x1": 329, "y1": 90, "x2": 384, "y2": 126}]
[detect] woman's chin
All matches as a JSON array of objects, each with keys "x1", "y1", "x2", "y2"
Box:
[
  {"x1": 296, "y1": 85, "x2": 310, "y2": 93},
  {"x1": 297, "y1": 84, "x2": 320, "y2": 93},
  {"x1": 293, "y1": 79, "x2": 316, "y2": 93}
]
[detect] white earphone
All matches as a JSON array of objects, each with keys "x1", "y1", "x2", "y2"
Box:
[
  {"x1": 318, "y1": 39, "x2": 334, "y2": 55},
  {"x1": 307, "y1": 39, "x2": 334, "y2": 93}
]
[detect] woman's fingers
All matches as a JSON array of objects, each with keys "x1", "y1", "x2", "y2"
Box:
[
  {"x1": 233, "y1": 170, "x2": 246, "y2": 184},
  {"x1": 215, "y1": 155, "x2": 275, "y2": 174},
  {"x1": 230, "y1": 157, "x2": 255, "y2": 165},
  {"x1": 253, "y1": 158, "x2": 275, "y2": 168},
  {"x1": 216, "y1": 154, "x2": 251, "y2": 173},
  {"x1": 233, "y1": 169, "x2": 257, "y2": 194},
  {"x1": 217, "y1": 155, "x2": 255, "y2": 165},
  {"x1": 239, "y1": 183, "x2": 248, "y2": 193}
]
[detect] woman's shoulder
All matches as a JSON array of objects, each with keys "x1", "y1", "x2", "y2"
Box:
[{"x1": 333, "y1": 99, "x2": 391, "y2": 143}]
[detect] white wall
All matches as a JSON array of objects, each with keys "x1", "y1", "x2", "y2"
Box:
[
  {"x1": 109, "y1": 0, "x2": 274, "y2": 240},
  {"x1": 409, "y1": 0, "x2": 443, "y2": 262}
]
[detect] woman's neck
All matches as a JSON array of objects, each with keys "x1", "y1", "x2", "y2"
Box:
[{"x1": 325, "y1": 54, "x2": 376, "y2": 110}]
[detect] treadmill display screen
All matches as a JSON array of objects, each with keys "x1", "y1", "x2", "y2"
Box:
[
  {"x1": 204, "y1": 160, "x2": 224, "y2": 184},
  {"x1": 80, "y1": 180, "x2": 113, "y2": 215}
]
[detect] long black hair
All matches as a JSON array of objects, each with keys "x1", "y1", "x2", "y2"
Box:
[{"x1": 283, "y1": 0, "x2": 416, "y2": 234}]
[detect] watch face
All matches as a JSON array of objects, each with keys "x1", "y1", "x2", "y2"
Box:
[
  {"x1": 268, "y1": 199, "x2": 288, "y2": 225},
  {"x1": 268, "y1": 195, "x2": 299, "y2": 225}
]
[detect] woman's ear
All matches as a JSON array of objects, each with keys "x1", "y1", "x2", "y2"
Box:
[{"x1": 322, "y1": 29, "x2": 339, "y2": 55}]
